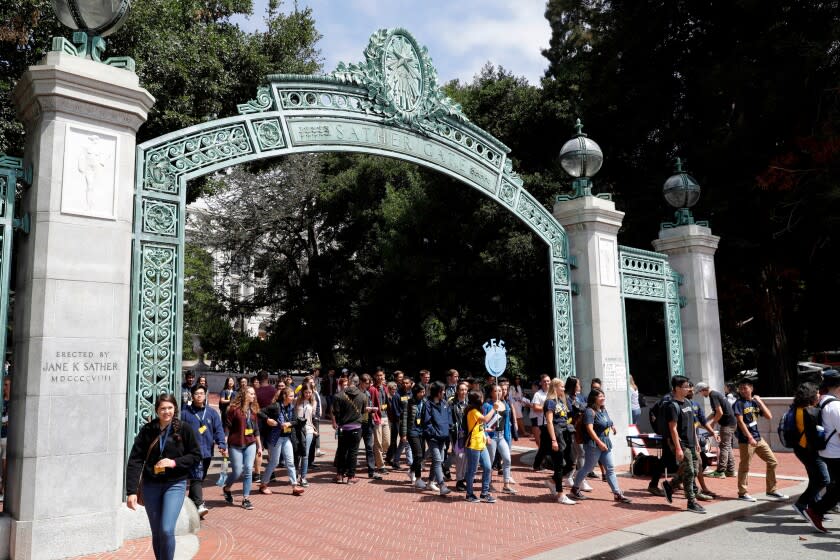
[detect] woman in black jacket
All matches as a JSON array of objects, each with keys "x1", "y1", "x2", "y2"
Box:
[{"x1": 126, "y1": 394, "x2": 201, "y2": 560}]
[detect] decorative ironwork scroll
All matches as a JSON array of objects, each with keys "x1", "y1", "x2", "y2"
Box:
[
  {"x1": 618, "y1": 245, "x2": 685, "y2": 377},
  {"x1": 129, "y1": 28, "x2": 576, "y2": 440}
]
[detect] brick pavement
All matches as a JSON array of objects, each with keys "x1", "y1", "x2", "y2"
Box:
[{"x1": 73, "y1": 398, "x2": 808, "y2": 560}]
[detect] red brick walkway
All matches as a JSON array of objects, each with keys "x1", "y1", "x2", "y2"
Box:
[{"x1": 75, "y1": 403, "x2": 807, "y2": 560}]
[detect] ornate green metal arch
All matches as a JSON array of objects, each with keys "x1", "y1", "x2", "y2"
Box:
[
  {"x1": 128, "y1": 29, "x2": 574, "y2": 436},
  {"x1": 618, "y1": 246, "x2": 685, "y2": 378}
]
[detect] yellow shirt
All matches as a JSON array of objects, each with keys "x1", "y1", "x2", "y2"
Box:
[
  {"x1": 795, "y1": 406, "x2": 807, "y2": 448},
  {"x1": 466, "y1": 409, "x2": 486, "y2": 451}
]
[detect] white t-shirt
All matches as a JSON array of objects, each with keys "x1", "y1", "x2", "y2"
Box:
[
  {"x1": 819, "y1": 393, "x2": 840, "y2": 459},
  {"x1": 530, "y1": 389, "x2": 547, "y2": 426}
]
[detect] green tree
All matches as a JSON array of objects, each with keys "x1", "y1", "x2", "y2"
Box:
[
  {"x1": 182, "y1": 242, "x2": 234, "y2": 362},
  {"x1": 543, "y1": 0, "x2": 840, "y2": 394}
]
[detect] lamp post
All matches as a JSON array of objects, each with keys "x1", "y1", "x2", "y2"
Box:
[
  {"x1": 556, "y1": 118, "x2": 608, "y2": 201},
  {"x1": 51, "y1": 0, "x2": 132, "y2": 62},
  {"x1": 661, "y1": 157, "x2": 708, "y2": 228}
]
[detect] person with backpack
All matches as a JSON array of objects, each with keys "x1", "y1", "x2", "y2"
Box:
[
  {"x1": 646, "y1": 390, "x2": 679, "y2": 498},
  {"x1": 401, "y1": 383, "x2": 428, "y2": 489},
  {"x1": 449, "y1": 381, "x2": 470, "y2": 491},
  {"x1": 536, "y1": 378, "x2": 577, "y2": 505},
  {"x1": 423, "y1": 381, "x2": 453, "y2": 496},
  {"x1": 697, "y1": 382, "x2": 737, "y2": 478},
  {"x1": 733, "y1": 379, "x2": 788, "y2": 502},
  {"x1": 783, "y1": 382, "x2": 829, "y2": 521},
  {"x1": 569, "y1": 389, "x2": 632, "y2": 504},
  {"x1": 563, "y1": 376, "x2": 591, "y2": 491},
  {"x1": 653, "y1": 376, "x2": 706, "y2": 513},
  {"x1": 463, "y1": 389, "x2": 497, "y2": 503},
  {"x1": 802, "y1": 369, "x2": 840, "y2": 532}
]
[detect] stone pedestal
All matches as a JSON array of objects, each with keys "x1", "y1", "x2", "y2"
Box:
[
  {"x1": 554, "y1": 196, "x2": 631, "y2": 462},
  {"x1": 652, "y1": 225, "x2": 724, "y2": 393},
  {"x1": 9, "y1": 51, "x2": 153, "y2": 559}
]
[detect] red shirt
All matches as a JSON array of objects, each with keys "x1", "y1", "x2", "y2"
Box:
[
  {"x1": 226, "y1": 407, "x2": 258, "y2": 447},
  {"x1": 255, "y1": 385, "x2": 277, "y2": 409}
]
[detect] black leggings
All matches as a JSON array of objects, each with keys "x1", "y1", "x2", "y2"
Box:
[
  {"x1": 534, "y1": 427, "x2": 574, "y2": 491},
  {"x1": 409, "y1": 435, "x2": 424, "y2": 479}
]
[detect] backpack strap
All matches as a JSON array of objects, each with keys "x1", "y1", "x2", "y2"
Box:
[{"x1": 821, "y1": 396, "x2": 839, "y2": 441}]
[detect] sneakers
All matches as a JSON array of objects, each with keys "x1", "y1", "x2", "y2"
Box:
[
  {"x1": 766, "y1": 491, "x2": 789, "y2": 500},
  {"x1": 570, "y1": 487, "x2": 587, "y2": 501},
  {"x1": 614, "y1": 493, "x2": 632, "y2": 504},
  {"x1": 455, "y1": 480, "x2": 467, "y2": 491},
  {"x1": 544, "y1": 480, "x2": 558, "y2": 498},
  {"x1": 428, "y1": 481, "x2": 440, "y2": 492},
  {"x1": 587, "y1": 471, "x2": 598, "y2": 479},
  {"x1": 803, "y1": 506, "x2": 828, "y2": 533},
  {"x1": 696, "y1": 492, "x2": 714, "y2": 502},
  {"x1": 480, "y1": 494, "x2": 496, "y2": 504},
  {"x1": 793, "y1": 503, "x2": 808, "y2": 521},
  {"x1": 415, "y1": 478, "x2": 427, "y2": 490},
  {"x1": 725, "y1": 471, "x2": 737, "y2": 477},
  {"x1": 408, "y1": 472, "x2": 416, "y2": 483},
  {"x1": 371, "y1": 472, "x2": 383, "y2": 480},
  {"x1": 564, "y1": 475, "x2": 574, "y2": 488},
  {"x1": 705, "y1": 470, "x2": 726, "y2": 478},
  {"x1": 315, "y1": 450, "x2": 326, "y2": 457},
  {"x1": 647, "y1": 485, "x2": 665, "y2": 497},
  {"x1": 292, "y1": 485, "x2": 305, "y2": 496},
  {"x1": 439, "y1": 485, "x2": 452, "y2": 496},
  {"x1": 738, "y1": 494, "x2": 757, "y2": 502},
  {"x1": 241, "y1": 499, "x2": 253, "y2": 510},
  {"x1": 465, "y1": 495, "x2": 480, "y2": 503},
  {"x1": 502, "y1": 486, "x2": 517, "y2": 494},
  {"x1": 687, "y1": 501, "x2": 707, "y2": 514},
  {"x1": 300, "y1": 478, "x2": 309, "y2": 488},
  {"x1": 558, "y1": 494, "x2": 577, "y2": 505},
  {"x1": 345, "y1": 477, "x2": 359, "y2": 485},
  {"x1": 197, "y1": 503, "x2": 209, "y2": 519},
  {"x1": 222, "y1": 487, "x2": 233, "y2": 504},
  {"x1": 581, "y1": 480, "x2": 594, "y2": 492},
  {"x1": 662, "y1": 480, "x2": 673, "y2": 504},
  {"x1": 505, "y1": 478, "x2": 517, "y2": 485}
]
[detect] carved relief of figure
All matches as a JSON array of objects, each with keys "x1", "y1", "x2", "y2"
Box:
[{"x1": 77, "y1": 135, "x2": 111, "y2": 208}]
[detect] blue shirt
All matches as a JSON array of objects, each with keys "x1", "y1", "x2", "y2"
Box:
[
  {"x1": 733, "y1": 397, "x2": 763, "y2": 443},
  {"x1": 181, "y1": 405, "x2": 226, "y2": 459}
]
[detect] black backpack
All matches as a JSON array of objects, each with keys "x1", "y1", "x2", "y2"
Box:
[{"x1": 649, "y1": 397, "x2": 681, "y2": 436}]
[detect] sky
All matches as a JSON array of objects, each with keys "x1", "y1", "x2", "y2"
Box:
[{"x1": 232, "y1": 0, "x2": 551, "y2": 85}]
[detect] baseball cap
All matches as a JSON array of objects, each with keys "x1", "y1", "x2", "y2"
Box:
[{"x1": 822, "y1": 369, "x2": 840, "y2": 379}]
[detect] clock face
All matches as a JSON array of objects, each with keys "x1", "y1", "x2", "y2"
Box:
[{"x1": 383, "y1": 33, "x2": 424, "y2": 113}]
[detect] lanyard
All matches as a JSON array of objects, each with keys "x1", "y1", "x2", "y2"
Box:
[
  {"x1": 279, "y1": 403, "x2": 292, "y2": 423},
  {"x1": 159, "y1": 424, "x2": 171, "y2": 454},
  {"x1": 245, "y1": 410, "x2": 254, "y2": 430},
  {"x1": 192, "y1": 405, "x2": 207, "y2": 424}
]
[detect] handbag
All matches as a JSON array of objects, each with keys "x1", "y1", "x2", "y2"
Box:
[{"x1": 136, "y1": 433, "x2": 162, "y2": 507}]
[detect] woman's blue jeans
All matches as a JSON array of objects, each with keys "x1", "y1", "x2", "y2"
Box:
[
  {"x1": 142, "y1": 479, "x2": 186, "y2": 560},
  {"x1": 228, "y1": 443, "x2": 256, "y2": 497},
  {"x1": 297, "y1": 432, "x2": 314, "y2": 480},
  {"x1": 465, "y1": 447, "x2": 491, "y2": 499},
  {"x1": 428, "y1": 438, "x2": 446, "y2": 484},
  {"x1": 262, "y1": 436, "x2": 297, "y2": 485},
  {"x1": 487, "y1": 433, "x2": 512, "y2": 482},
  {"x1": 574, "y1": 443, "x2": 621, "y2": 494}
]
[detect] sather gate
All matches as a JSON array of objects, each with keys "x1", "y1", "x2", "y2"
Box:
[{"x1": 128, "y1": 28, "x2": 576, "y2": 436}]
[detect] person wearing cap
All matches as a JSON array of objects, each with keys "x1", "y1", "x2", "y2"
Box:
[
  {"x1": 733, "y1": 379, "x2": 788, "y2": 502},
  {"x1": 695, "y1": 382, "x2": 737, "y2": 478},
  {"x1": 802, "y1": 369, "x2": 840, "y2": 532}
]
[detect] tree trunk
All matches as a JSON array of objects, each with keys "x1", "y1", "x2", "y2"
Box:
[{"x1": 755, "y1": 264, "x2": 796, "y2": 397}]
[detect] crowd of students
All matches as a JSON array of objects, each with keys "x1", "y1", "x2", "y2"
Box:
[{"x1": 125, "y1": 366, "x2": 840, "y2": 559}]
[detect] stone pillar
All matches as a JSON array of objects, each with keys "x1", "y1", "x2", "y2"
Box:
[
  {"x1": 9, "y1": 51, "x2": 153, "y2": 559},
  {"x1": 553, "y1": 196, "x2": 631, "y2": 462},
  {"x1": 652, "y1": 225, "x2": 725, "y2": 393}
]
